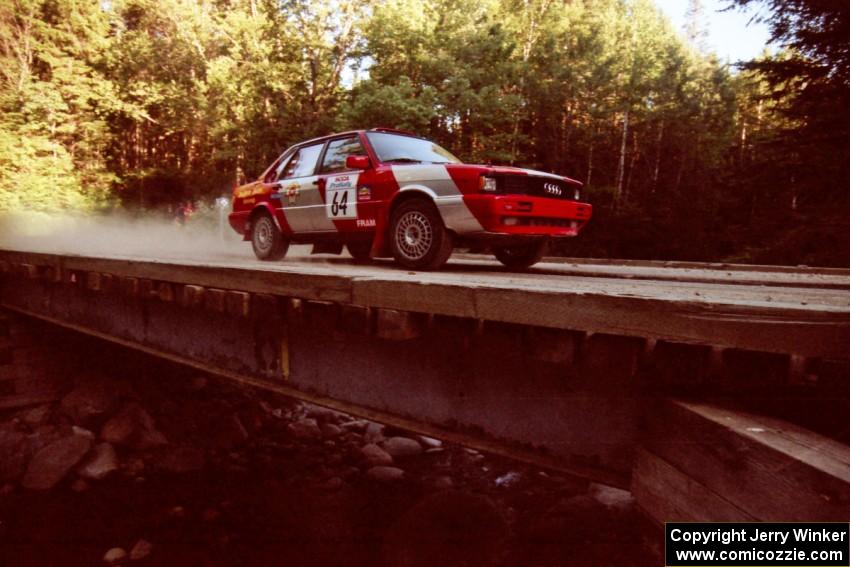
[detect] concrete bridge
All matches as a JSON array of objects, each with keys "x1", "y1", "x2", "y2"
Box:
[{"x1": 1, "y1": 249, "x2": 848, "y2": 524}]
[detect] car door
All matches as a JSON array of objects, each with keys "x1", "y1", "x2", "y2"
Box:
[
  {"x1": 316, "y1": 135, "x2": 369, "y2": 231},
  {"x1": 275, "y1": 142, "x2": 330, "y2": 233}
]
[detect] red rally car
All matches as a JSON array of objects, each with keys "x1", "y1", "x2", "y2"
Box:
[{"x1": 228, "y1": 128, "x2": 592, "y2": 270}]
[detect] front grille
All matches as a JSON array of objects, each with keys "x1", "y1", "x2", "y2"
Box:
[{"x1": 497, "y1": 175, "x2": 578, "y2": 200}]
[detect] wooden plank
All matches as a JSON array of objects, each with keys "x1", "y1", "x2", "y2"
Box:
[
  {"x1": 42, "y1": 265, "x2": 61, "y2": 283},
  {"x1": 632, "y1": 448, "x2": 756, "y2": 524},
  {"x1": 225, "y1": 291, "x2": 251, "y2": 318},
  {"x1": 180, "y1": 284, "x2": 205, "y2": 308},
  {"x1": 157, "y1": 282, "x2": 175, "y2": 302},
  {"x1": 86, "y1": 272, "x2": 102, "y2": 292},
  {"x1": 581, "y1": 333, "x2": 645, "y2": 390},
  {"x1": 376, "y1": 308, "x2": 426, "y2": 341},
  {"x1": 339, "y1": 304, "x2": 372, "y2": 335},
  {"x1": 120, "y1": 276, "x2": 139, "y2": 297},
  {"x1": 205, "y1": 288, "x2": 226, "y2": 313},
  {"x1": 649, "y1": 341, "x2": 712, "y2": 388},
  {"x1": 250, "y1": 293, "x2": 279, "y2": 321},
  {"x1": 1, "y1": 249, "x2": 849, "y2": 358},
  {"x1": 138, "y1": 278, "x2": 154, "y2": 298},
  {"x1": 101, "y1": 273, "x2": 115, "y2": 292},
  {"x1": 302, "y1": 300, "x2": 338, "y2": 334},
  {"x1": 645, "y1": 399, "x2": 850, "y2": 521},
  {"x1": 20, "y1": 264, "x2": 38, "y2": 280},
  {"x1": 524, "y1": 327, "x2": 582, "y2": 365}
]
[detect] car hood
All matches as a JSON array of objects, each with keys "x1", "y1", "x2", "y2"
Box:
[{"x1": 443, "y1": 163, "x2": 583, "y2": 186}]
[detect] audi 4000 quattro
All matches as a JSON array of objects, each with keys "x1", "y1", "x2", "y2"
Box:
[{"x1": 228, "y1": 128, "x2": 592, "y2": 270}]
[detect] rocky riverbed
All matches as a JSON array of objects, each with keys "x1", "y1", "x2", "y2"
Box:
[{"x1": 0, "y1": 321, "x2": 657, "y2": 566}]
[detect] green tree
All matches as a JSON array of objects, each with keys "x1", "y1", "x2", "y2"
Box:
[{"x1": 0, "y1": 0, "x2": 116, "y2": 212}]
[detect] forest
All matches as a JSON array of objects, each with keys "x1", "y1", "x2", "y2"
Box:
[{"x1": 1, "y1": 0, "x2": 848, "y2": 265}]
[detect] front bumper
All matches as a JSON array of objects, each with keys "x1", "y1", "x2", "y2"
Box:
[{"x1": 463, "y1": 195, "x2": 592, "y2": 236}]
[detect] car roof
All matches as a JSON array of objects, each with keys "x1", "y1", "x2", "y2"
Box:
[{"x1": 294, "y1": 128, "x2": 425, "y2": 148}]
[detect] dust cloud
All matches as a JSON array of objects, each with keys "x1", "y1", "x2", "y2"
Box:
[{"x1": 0, "y1": 210, "x2": 313, "y2": 263}]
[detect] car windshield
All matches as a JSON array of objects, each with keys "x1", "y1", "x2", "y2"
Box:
[{"x1": 366, "y1": 132, "x2": 462, "y2": 164}]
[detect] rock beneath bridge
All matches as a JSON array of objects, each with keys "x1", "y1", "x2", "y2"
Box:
[{"x1": 21, "y1": 433, "x2": 92, "y2": 490}]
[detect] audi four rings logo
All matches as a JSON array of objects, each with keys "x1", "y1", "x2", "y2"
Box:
[{"x1": 544, "y1": 183, "x2": 562, "y2": 195}]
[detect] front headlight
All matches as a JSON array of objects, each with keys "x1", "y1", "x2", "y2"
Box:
[{"x1": 480, "y1": 176, "x2": 497, "y2": 192}]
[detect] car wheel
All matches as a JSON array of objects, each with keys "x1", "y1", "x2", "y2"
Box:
[
  {"x1": 346, "y1": 241, "x2": 372, "y2": 263},
  {"x1": 390, "y1": 198, "x2": 453, "y2": 270},
  {"x1": 251, "y1": 213, "x2": 289, "y2": 261},
  {"x1": 493, "y1": 240, "x2": 547, "y2": 269}
]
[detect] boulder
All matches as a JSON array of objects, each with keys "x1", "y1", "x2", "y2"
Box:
[
  {"x1": 101, "y1": 402, "x2": 166, "y2": 449},
  {"x1": 320, "y1": 423, "x2": 342, "y2": 438},
  {"x1": 21, "y1": 434, "x2": 92, "y2": 490},
  {"x1": 383, "y1": 437, "x2": 423, "y2": 458},
  {"x1": 363, "y1": 422, "x2": 385, "y2": 443},
  {"x1": 129, "y1": 539, "x2": 153, "y2": 561},
  {"x1": 417, "y1": 435, "x2": 443, "y2": 449},
  {"x1": 103, "y1": 547, "x2": 127, "y2": 564},
  {"x1": 360, "y1": 443, "x2": 394, "y2": 466},
  {"x1": 22, "y1": 404, "x2": 51, "y2": 427},
  {"x1": 60, "y1": 379, "x2": 116, "y2": 424},
  {"x1": 289, "y1": 418, "x2": 322, "y2": 440},
  {"x1": 76, "y1": 442, "x2": 119, "y2": 481}
]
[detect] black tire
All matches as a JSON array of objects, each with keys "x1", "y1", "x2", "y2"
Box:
[
  {"x1": 346, "y1": 241, "x2": 373, "y2": 263},
  {"x1": 251, "y1": 213, "x2": 289, "y2": 261},
  {"x1": 493, "y1": 240, "x2": 547, "y2": 269},
  {"x1": 390, "y1": 198, "x2": 453, "y2": 270}
]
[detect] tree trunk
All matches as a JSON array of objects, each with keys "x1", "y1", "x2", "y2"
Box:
[
  {"x1": 615, "y1": 107, "x2": 630, "y2": 210},
  {"x1": 652, "y1": 119, "x2": 664, "y2": 193},
  {"x1": 625, "y1": 130, "x2": 639, "y2": 200}
]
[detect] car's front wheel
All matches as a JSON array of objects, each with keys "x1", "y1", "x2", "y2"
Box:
[
  {"x1": 251, "y1": 213, "x2": 289, "y2": 261},
  {"x1": 390, "y1": 198, "x2": 453, "y2": 270},
  {"x1": 493, "y1": 240, "x2": 547, "y2": 269}
]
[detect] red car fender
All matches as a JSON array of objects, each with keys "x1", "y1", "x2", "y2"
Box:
[{"x1": 243, "y1": 201, "x2": 287, "y2": 240}]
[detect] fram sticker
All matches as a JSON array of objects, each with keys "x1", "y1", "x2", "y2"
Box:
[
  {"x1": 356, "y1": 218, "x2": 376, "y2": 228},
  {"x1": 326, "y1": 173, "x2": 359, "y2": 219}
]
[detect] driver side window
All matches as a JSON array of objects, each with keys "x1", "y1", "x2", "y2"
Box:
[{"x1": 320, "y1": 136, "x2": 364, "y2": 173}]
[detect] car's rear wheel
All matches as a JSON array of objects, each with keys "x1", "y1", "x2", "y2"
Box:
[
  {"x1": 346, "y1": 241, "x2": 372, "y2": 263},
  {"x1": 251, "y1": 213, "x2": 289, "y2": 261},
  {"x1": 493, "y1": 240, "x2": 547, "y2": 269},
  {"x1": 390, "y1": 198, "x2": 453, "y2": 270}
]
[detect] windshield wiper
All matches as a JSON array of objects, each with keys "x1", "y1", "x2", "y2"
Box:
[{"x1": 383, "y1": 157, "x2": 422, "y2": 163}]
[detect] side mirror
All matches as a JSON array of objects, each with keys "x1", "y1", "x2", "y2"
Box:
[{"x1": 346, "y1": 155, "x2": 370, "y2": 170}]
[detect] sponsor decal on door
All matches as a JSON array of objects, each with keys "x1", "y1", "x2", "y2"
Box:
[{"x1": 326, "y1": 173, "x2": 359, "y2": 219}]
